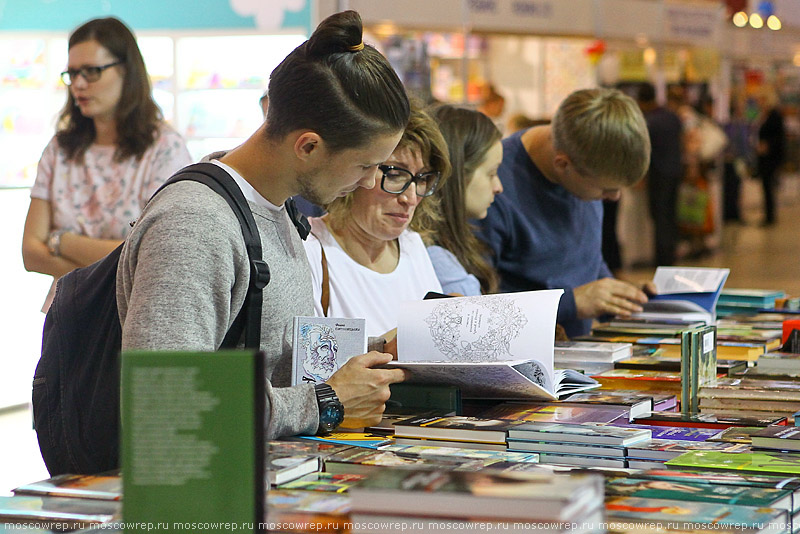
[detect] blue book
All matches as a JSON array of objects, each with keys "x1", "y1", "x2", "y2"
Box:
[
  {"x1": 611, "y1": 422, "x2": 720, "y2": 441},
  {"x1": 636, "y1": 267, "x2": 730, "y2": 324}
]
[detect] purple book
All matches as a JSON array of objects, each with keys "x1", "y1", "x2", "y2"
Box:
[{"x1": 609, "y1": 422, "x2": 719, "y2": 442}]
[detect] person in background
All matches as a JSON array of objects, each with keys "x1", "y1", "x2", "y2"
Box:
[
  {"x1": 427, "y1": 105, "x2": 502, "y2": 296},
  {"x1": 118, "y1": 10, "x2": 410, "y2": 436},
  {"x1": 21, "y1": 17, "x2": 192, "y2": 311},
  {"x1": 478, "y1": 83, "x2": 507, "y2": 134},
  {"x1": 756, "y1": 88, "x2": 786, "y2": 227},
  {"x1": 637, "y1": 82, "x2": 684, "y2": 267},
  {"x1": 303, "y1": 104, "x2": 450, "y2": 337},
  {"x1": 477, "y1": 88, "x2": 653, "y2": 338},
  {"x1": 722, "y1": 100, "x2": 751, "y2": 223}
]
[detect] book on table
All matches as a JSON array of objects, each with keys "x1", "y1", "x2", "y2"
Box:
[
  {"x1": 625, "y1": 439, "x2": 751, "y2": 461},
  {"x1": 291, "y1": 316, "x2": 366, "y2": 386},
  {"x1": 751, "y1": 426, "x2": 800, "y2": 451},
  {"x1": 268, "y1": 453, "x2": 321, "y2": 486},
  {"x1": 558, "y1": 389, "x2": 655, "y2": 419},
  {"x1": 633, "y1": 410, "x2": 787, "y2": 428},
  {"x1": 604, "y1": 475, "x2": 794, "y2": 509},
  {"x1": 707, "y1": 427, "x2": 766, "y2": 445},
  {"x1": 381, "y1": 443, "x2": 539, "y2": 464},
  {"x1": 553, "y1": 340, "x2": 632, "y2": 362},
  {"x1": 590, "y1": 368, "x2": 683, "y2": 393},
  {"x1": 505, "y1": 438, "x2": 628, "y2": 458},
  {"x1": 389, "y1": 289, "x2": 598, "y2": 400},
  {"x1": 631, "y1": 266, "x2": 729, "y2": 324},
  {"x1": 0, "y1": 495, "x2": 120, "y2": 530},
  {"x1": 605, "y1": 495, "x2": 786, "y2": 533},
  {"x1": 348, "y1": 468, "x2": 604, "y2": 522},
  {"x1": 392, "y1": 414, "x2": 524, "y2": 444},
  {"x1": 665, "y1": 450, "x2": 800, "y2": 476},
  {"x1": 391, "y1": 436, "x2": 508, "y2": 451},
  {"x1": 478, "y1": 401, "x2": 632, "y2": 424},
  {"x1": 277, "y1": 472, "x2": 366, "y2": 493},
  {"x1": 322, "y1": 446, "x2": 542, "y2": 476},
  {"x1": 699, "y1": 377, "x2": 800, "y2": 401},
  {"x1": 505, "y1": 421, "x2": 652, "y2": 446},
  {"x1": 12, "y1": 471, "x2": 121, "y2": 501}
]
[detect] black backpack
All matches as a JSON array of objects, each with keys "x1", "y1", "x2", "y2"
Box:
[{"x1": 33, "y1": 162, "x2": 308, "y2": 475}]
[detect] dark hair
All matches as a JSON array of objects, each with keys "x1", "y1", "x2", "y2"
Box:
[
  {"x1": 638, "y1": 82, "x2": 656, "y2": 104},
  {"x1": 56, "y1": 17, "x2": 161, "y2": 162},
  {"x1": 266, "y1": 10, "x2": 410, "y2": 151},
  {"x1": 430, "y1": 105, "x2": 501, "y2": 294}
]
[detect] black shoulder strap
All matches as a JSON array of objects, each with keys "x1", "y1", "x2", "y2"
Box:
[{"x1": 155, "y1": 162, "x2": 269, "y2": 349}]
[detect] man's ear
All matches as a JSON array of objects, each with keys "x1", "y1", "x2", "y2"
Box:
[
  {"x1": 553, "y1": 151, "x2": 570, "y2": 173},
  {"x1": 293, "y1": 131, "x2": 324, "y2": 161}
]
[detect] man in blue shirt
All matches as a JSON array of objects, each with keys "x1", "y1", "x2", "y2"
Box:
[{"x1": 478, "y1": 88, "x2": 653, "y2": 337}]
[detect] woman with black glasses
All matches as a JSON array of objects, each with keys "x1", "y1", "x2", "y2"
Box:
[
  {"x1": 303, "y1": 104, "x2": 451, "y2": 337},
  {"x1": 22, "y1": 17, "x2": 191, "y2": 311}
]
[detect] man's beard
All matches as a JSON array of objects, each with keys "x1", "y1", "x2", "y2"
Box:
[{"x1": 295, "y1": 168, "x2": 334, "y2": 206}]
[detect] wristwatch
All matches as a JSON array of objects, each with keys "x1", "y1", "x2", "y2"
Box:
[{"x1": 314, "y1": 383, "x2": 344, "y2": 434}]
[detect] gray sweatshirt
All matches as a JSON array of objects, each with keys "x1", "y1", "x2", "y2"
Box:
[{"x1": 116, "y1": 179, "x2": 318, "y2": 438}]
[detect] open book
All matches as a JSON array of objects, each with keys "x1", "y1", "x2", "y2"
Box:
[
  {"x1": 633, "y1": 267, "x2": 729, "y2": 324},
  {"x1": 388, "y1": 290, "x2": 599, "y2": 400}
]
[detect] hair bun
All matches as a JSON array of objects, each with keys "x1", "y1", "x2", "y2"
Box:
[{"x1": 306, "y1": 10, "x2": 364, "y2": 57}]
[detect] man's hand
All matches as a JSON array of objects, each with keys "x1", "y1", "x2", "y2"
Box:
[
  {"x1": 574, "y1": 277, "x2": 649, "y2": 319},
  {"x1": 326, "y1": 351, "x2": 407, "y2": 428}
]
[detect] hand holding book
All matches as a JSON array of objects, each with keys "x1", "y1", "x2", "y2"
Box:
[
  {"x1": 326, "y1": 351, "x2": 408, "y2": 429},
  {"x1": 573, "y1": 277, "x2": 649, "y2": 319}
]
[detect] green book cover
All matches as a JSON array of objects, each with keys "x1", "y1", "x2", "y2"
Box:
[
  {"x1": 604, "y1": 476, "x2": 792, "y2": 508},
  {"x1": 666, "y1": 450, "x2": 800, "y2": 476},
  {"x1": 122, "y1": 350, "x2": 266, "y2": 533},
  {"x1": 681, "y1": 325, "x2": 717, "y2": 414}
]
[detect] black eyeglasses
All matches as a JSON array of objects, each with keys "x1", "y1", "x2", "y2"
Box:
[
  {"x1": 378, "y1": 165, "x2": 441, "y2": 197},
  {"x1": 60, "y1": 61, "x2": 124, "y2": 86}
]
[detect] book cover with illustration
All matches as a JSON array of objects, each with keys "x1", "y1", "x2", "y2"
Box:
[
  {"x1": 13, "y1": 471, "x2": 121, "y2": 501},
  {"x1": 751, "y1": 426, "x2": 800, "y2": 451},
  {"x1": 381, "y1": 443, "x2": 539, "y2": 464},
  {"x1": 392, "y1": 290, "x2": 599, "y2": 400},
  {"x1": 291, "y1": 316, "x2": 366, "y2": 386}
]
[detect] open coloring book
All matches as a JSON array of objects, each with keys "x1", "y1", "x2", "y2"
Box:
[{"x1": 388, "y1": 290, "x2": 599, "y2": 400}]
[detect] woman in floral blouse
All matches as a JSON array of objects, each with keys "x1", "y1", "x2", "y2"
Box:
[{"x1": 22, "y1": 17, "x2": 191, "y2": 310}]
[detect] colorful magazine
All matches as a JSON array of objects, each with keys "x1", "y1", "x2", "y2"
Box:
[{"x1": 666, "y1": 450, "x2": 800, "y2": 475}]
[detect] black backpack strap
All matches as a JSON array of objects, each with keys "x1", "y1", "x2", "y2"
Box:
[{"x1": 156, "y1": 162, "x2": 270, "y2": 349}]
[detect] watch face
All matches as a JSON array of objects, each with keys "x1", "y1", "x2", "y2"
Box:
[{"x1": 319, "y1": 402, "x2": 344, "y2": 431}]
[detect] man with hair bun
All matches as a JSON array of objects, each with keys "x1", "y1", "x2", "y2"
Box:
[
  {"x1": 117, "y1": 11, "x2": 410, "y2": 439},
  {"x1": 478, "y1": 88, "x2": 654, "y2": 337}
]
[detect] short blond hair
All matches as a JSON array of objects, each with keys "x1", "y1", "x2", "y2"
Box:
[
  {"x1": 326, "y1": 103, "x2": 451, "y2": 238},
  {"x1": 552, "y1": 88, "x2": 651, "y2": 186}
]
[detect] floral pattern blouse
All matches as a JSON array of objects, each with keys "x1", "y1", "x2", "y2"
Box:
[{"x1": 30, "y1": 123, "x2": 193, "y2": 239}]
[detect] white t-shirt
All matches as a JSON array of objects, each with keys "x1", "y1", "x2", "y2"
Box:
[{"x1": 303, "y1": 217, "x2": 443, "y2": 337}]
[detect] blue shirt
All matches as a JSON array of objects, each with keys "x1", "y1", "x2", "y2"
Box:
[
  {"x1": 477, "y1": 130, "x2": 612, "y2": 337},
  {"x1": 426, "y1": 245, "x2": 481, "y2": 296}
]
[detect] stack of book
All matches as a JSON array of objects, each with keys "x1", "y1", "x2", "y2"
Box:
[
  {"x1": 634, "y1": 468, "x2": 800, "y2": 532},
  {"x1": 698, "y1": 377, "x2": 800, "y2": 421},
  {"x1": 625, "y1": 438, "x2": 750, "y2": 470},
  {"x1": 553, "y1": 340, "x2": 632, "y2": 374},
  {"x1": 479, "y1": 401, "x2": 634, "y2": 424},
  {"x1": 716, "y1": 289, "x2": 787, "y2": 317},
  {"x1": 605, "y1": 495, "x2": 787, "y2": 533},
  {"x1": 504, "y1": 421, "x2": 651, "y2": 468},
  {"x1": 349, "y1": 468, "x2": 606, "y2": 533},
  {"x1": 2, "y1": 471, "x2": 122, "y2": 530}
]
